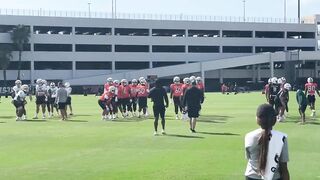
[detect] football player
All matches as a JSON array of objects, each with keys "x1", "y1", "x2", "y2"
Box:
[
  {"x1": 304, "y1": 77, "x2": 320, "y2": 117},
  {"x1": 170, "y1": 76, "x2": 183, "y2": 119},
  {"x1": 33, "y1": 79, "x2": 47, "y2": 119}
]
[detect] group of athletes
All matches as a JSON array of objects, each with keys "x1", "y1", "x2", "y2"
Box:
[
  {"x1": 264, "y1": 76, "x2": 319, "y2": 124},
  {"x1": 11, "y1": 79, "x2": 73, "y2": 121},
  {"x1": 98, "y1": 76, "x2": 205, "y2": 121}
]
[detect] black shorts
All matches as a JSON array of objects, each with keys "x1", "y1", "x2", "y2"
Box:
[
  {"x1": 173, "y1": 96, "x2": 181, "y2": 106},
  {"x1": 153, "y1": 106, "x2": 165, "y2": 118},
  {"x1": 98, "y1": 100, "x2": 106, "y2": 110},
  {"x1": 48, "y1": 97, "x2": 56, "y2": 104},
  {"x1": 58, "y1": 102, "x2": 66, "y2": 109},
  {"x1": 66, "y1": 97, "x2": 72, "y2": 105},
  {"x1": 120, "y1": 98, "x2": 130, "y2": 106},
  {"x1": 13, "y1": 100, "x2": 24, "y2": 108},
  {"x1": 299, "y1": 105, "x2": 307, "y2": 113},
  {"x1": 187, "y1": 107, "x2": 200, "y2": 118},
  {"x1": 36, "y1": 96, "x2": 46, "y2": 105},
  {"x1": 138, "y1": 97, "x2": 148, "y2": 109},
  {"x1": 307, "y1": 95, "x2": 315, "y2": 104}
]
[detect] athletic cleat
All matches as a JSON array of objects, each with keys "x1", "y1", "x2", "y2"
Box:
[
  {"x1": 70, "y1": 113, "x2": 73, "y2": 116},
  {"x1": 33, "y1": 116, "x2": 38, "y2": 119},
  {"x1": 16, "y1": 117, "x2": 21, "y2": 121},
  {"x1": 42, "y1": 115, "x2": 46, "y2": 119},
  {"x1": 161, "y1": 130, "x2": 166, "y2": 135},
  {"x1": 154, "y1": 131, "x2": 158, "y2": 136},
  {"x1": 22, "y1": 116, "x2": 27, "y2": 120},
  {"x1": 175, "y1": 114, "x2": 179, "y2": 120}
]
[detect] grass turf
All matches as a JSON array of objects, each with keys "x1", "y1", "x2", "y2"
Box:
[{"x1": 0, "y1": 92, "x2": 319, "y2": 180}]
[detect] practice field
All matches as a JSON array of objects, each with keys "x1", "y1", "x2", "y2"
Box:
[{"x1": 0, "y1": 92, "x2": 319, "y2": 180}]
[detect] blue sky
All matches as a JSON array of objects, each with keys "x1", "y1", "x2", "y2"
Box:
[{"x1": 0, "y1": 0, "x2": 319, "y2": 19}]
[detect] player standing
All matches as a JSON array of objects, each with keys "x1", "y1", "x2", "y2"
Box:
[
  {"x1": 47, "y1": 82, "x2": 58, "y2": 118},
  {"x1": 33, "y1": 79, "x2": 47, "y2": 119},
  {"x1": 65, "y1": 82, "x2": 73, "y2": 116},
  {"x1": 118, "y1": 79, "x2": 131, "y2": 117},
  {"x1": 304, "y1": 77, "x2": 320, "y2": 118},
  {"x1": 129, "y1": 79, "x2": 139, "y2": 117},
  {"x1": 170, "y1": 76, "x2": 183, "y2": 119},
  {"x1": 137, "y1": 79, "x2": 149, "y2": 118},
  {"x1": 104, "y1": 77, "x2": 113, "y2": 93}
]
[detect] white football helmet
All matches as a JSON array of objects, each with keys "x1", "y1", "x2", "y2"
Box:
[
  {"x1": 50, "y1": 82, "x2": 55, "y2": 87},
  {"x1": 107, "y1": 77, "x2": 113, "y2": 83},
  {"x1": 140, "y1": 79, "x2": 146, "y2": 85},
  {"x1": 189, "y1": 76, "x2": 196, "y2": 82},
  {"x1": 109, "y1": 86, "x2": 116, "y2": 93},
  {"x1": 64, "y1": 82, "x2": 70, "y2": 88},
  {"x1": 307, "y1": 77, "x2": 313, "y2": 83},
  {"x1": 267, "y1": 78, "x2": 272, "y2": 84},
  {"x1": 132, "y1": 79, "x2": 138, "y2": 84},
  {"x1": 196, "y1": 77, "x2": 202, "y2": 83},
  {"x1": 280, "y1": 77, "x2": 286, "y2": 83},
  {"x1": 277, "y1": 78, "x2": 283, "y2": 85},
  {"x1": 139, "y1": 77, "x2": 145, "y2": 82},
  {"x1": 173, "y1": 76, "x2": 180, "y2": 83},
  {"x1": 183, "y1": 78, "x2": 191, "y2": 84},
  {"x1": 21, "y1": 84, "x2": 29, "y2": 92},
  {"x1": 284, "y1": 83, "x2": 291, "y2": 90},
  {"x1": 121, "y1": 79, "x2": 128, "y2": 85},
  {"x1": 113, "y1": 80, "x2": 119, "y2": 85},
  {"x1": 36, "y1": 79, "x2": 42, "y2": 84},
  {"x1": 15, "y1": 80, "x2": 22, "y2": 85},
  {"x1": 41, "y1": 79, "x2": 47, "y2": 85},
  {"x1": 271, "y1": 77, "x2": 278, "y2": 84}
]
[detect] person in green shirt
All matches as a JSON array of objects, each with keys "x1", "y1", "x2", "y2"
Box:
[{"x1": 296, "y1": 88, "x2": 308, "y2": 124}]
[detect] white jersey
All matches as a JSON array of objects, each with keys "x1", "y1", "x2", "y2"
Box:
[
  {"x1": 66, "y1": 87, "x2": 72, "y2": 97},
  {"x1": 12, "y1": 85, "x2": 21, "y2": 96},
  {"x1": 47, "y1": 87, "x2": 58, "y2": 98},
  {"x1": 36, "y1": 84, "x2": 47, "y2": 97},
  {"x1": 14, "y1": 90, "x2": 27, "y2": 102}
]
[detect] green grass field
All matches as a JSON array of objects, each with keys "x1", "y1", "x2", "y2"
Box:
[{"x1": 0, "y1": 92, "x2": 319, "y2": 180}]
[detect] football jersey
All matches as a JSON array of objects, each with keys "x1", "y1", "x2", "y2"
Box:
[
  {"x1": 137, "y1": 85, "x2": 149, "y2": 97},
  {"x1": 181, "y1": 84, "x2": 191, "y2": 96},
  {"x1": 14, "y1": 90, "x2": 27, "y2": 102},
  {"x1": 196, "y1": 82, "x2": 205, "y2": 91},
  {"x1": 170, "y1": 83, "x2": 183, "y2": 97},
  {"x1": 66, "y1": 87, "x2": 72, "y2": 97},
  {"x1": 305, "y1": 83, "x2": 318, "y2": 96},
  {"x1": 104, "y1": 83, "x2": 114, "y2": 93},
  {"x1": 48, "y1": 87, "x2": 58, "y2": 98},
  {"x1": 118, "y1": 85, "x2": 131, "y2": 99},
  {"x1": 269, "y1": 84, "x2": 280, "y2": 96},
  {"x1": 12, "y1": 85, "x2": 21, "y2": 96},
  {"x1": 36, "y1": 85, "x2": 47, "y2": 97},
  {"x1": 100, "y1": 92, "x2": 115, "y2": 105},
  {"x1": 129, "y1": 84, "x2": 139, "y2": 98}
]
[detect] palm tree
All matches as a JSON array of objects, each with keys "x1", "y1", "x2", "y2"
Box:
[
  {"x1": 10, "y1": 24, "x2": 30, "y2": 80},
  {"x1": 0, "y1": 45, "x2": 13, "y2": 92}
]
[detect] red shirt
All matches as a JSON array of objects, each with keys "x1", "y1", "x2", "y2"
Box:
[
  {"x1": 264, "y1": 84, "x2": 269, "y2": 94},
  {"x1": 99, "y1": 92, "x2": 115, "y2": 105},
  {"x1": 196, "y1": 82, "x2": 205, "y2": 91},
  {"x1": 170, "y1": 83, "x2": 183, "y2": 97},
  {"x1": 104, "y1": 83, "x2": 113, "y2": 93},
  {"x1": 129, "y1": 84, "x2": 139, "y2": 98},
  {"x1": 305, "y1": 83, "x2": 318, "y2": 95},
  {"x1": 137, "y1": 84, "x2": 149, "y2": 97},
  {"x1": 117, "y1": 85, "x2": 131, "y2": 99},
  {"x1": 181, "y1": 84, "x2": 191, "y2": 96}
]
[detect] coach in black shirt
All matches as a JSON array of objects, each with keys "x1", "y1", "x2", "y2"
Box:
[
  {"x1": 183, "y1": 80, "x2": 204, "y2": 133},
  {"x1": 148, "y1": 79, "x2": 169, "y2": 135}
]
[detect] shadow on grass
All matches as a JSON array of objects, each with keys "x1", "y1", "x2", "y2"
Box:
[
  {"x1": 306, "y1": 121, "x2": 320, "y2": 125},
  {"x1": 196, "y1": 115, "x2": 232, "y2": 123},
  {"x1": 166, "y1": 134, "x2": 204, "y2": 139},
  {"x1": 67, "y1": 120, "x2": 88, "y2": 123},
  {"x1": 0, "y1": 116, "x2": 16, "y2": 119},
  {"x1": 0, "y1": 122, "x2": 6, "y2": 123},
  {"x1": 112, "y1": 118, "x2": 148, "y2": 123},
  {"x1": 71, "y1": 114, "x2": 92, "y2": 117},
  {"x1": 23, "y1": 120, "x2": 47, "y2": 122},
  {"x1": 197, "y1": 131, "x2": 240, "y2": 136}
]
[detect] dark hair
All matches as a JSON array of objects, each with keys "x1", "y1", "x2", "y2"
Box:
[
  {"x1": 57, "y1": 82, "x2": 63, "y2": 87},
  {"x1": 155, "y1": 79, "x2": 162, "y2": 88},
  {"x1": 256, "y1": 104, "x2": 276, "y2": 173}
]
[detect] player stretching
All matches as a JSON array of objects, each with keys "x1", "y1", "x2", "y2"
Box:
[
  {"x1": 170, "y1": 76, "x2": 183, "y2": 120},
  {"x1": 98, "y1": 86, "x2": 116, "y2": 120},
  {"x1": 304, "y1": 77, "x2": 320, "y2": 118}
]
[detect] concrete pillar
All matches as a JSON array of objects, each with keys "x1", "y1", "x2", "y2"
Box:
[
  {"x1": 200, "y1": 62, "x2": 205, "y2": 87},
  {"x1": 219, "y1": 69, "x2": 223, "y2": 83},
  {"x1": 72, "y1": 61, "x2": 76, "y2": 78},
  {"x1": 112, "y1": 61, "x2": 116, "y2": 73},
  {"x1": 252, "y1": 65, "x2": 256, "y2": 82},
  {"x1": 257, "y1": 64, "x2": 261, "y2": 81},
  {"x1": 30, "y1": 61, "x2": 35, "y2": 84},
  {"x1": 270, "y1": 53, "x2": 274, "y2": 77},
  {"x1": 149, "y1": 61, "x2": 153, "y2": 69}
]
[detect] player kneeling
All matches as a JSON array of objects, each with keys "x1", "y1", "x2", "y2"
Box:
[
  {"x1": 12, "y1": 85, "x2": 29, "y2": 121},
  {"x1": 98, "y1": 86, "x2": 116, "y2": 120}
]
